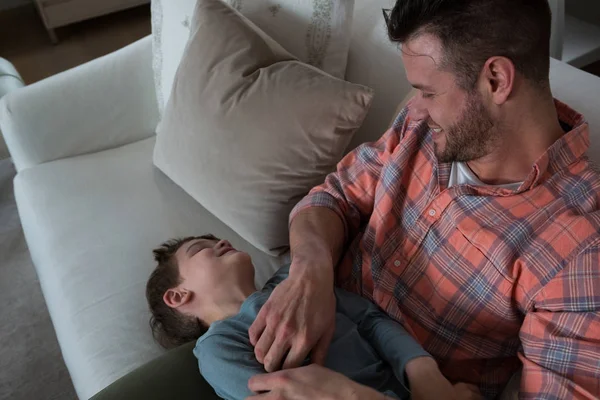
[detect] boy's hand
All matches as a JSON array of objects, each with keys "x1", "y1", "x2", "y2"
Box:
[{"x1": 406, "y1": 357, "x2": 483, "y2": 400}]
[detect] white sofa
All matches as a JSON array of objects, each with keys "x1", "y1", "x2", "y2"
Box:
[
  {"x1": 1, "y1": 1, "x2": 599, "y2": 398},
  {"x1": 0, "y1": 58, "x2": 25, "y2": 160}
]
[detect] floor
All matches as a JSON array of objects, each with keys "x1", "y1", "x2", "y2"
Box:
[{"x1": 0, "y1": 4, "x2": 151, "y2": 84}]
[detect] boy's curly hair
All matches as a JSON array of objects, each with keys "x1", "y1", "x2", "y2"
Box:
[{"x1": 146, "y1": 234, "x2": 219, "y2": 348}]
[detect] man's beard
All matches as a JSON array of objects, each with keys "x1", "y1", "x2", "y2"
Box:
[{"x1": 434, "y1": 92, "x2": 497, "y2": 163}]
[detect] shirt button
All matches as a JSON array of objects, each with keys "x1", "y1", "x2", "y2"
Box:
[
  {"x1": 428, "y1": 209, "x2": 436, "y2": 217},
  {"x1": 394, "y1": 260, "x2": 401, "y2": 267}
]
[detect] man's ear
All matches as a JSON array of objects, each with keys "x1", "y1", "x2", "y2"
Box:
[
  {"x1": 163, "y1": 287, "x2": 192, "y2": 309},
  {"x1": 482, "y1": 56, "x2": 515, "y2": 105}
]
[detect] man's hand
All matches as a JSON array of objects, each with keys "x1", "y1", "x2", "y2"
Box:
[
  {"x1": 246, "y1": 364, "x2": 383, "y2": 400},
  {"x1": 406, "y1": 357, "x2": 483, "y2": 400},
  {"x1": 248, "y1": 256, "x2": 336, "y2": 372}
]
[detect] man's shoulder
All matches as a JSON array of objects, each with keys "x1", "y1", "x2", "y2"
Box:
[
  {"x1": 534, "y1": 158, "x2": 600, "y2": 256},
  {"x1": 560, "y1": 157, "x2": 600, "y2": 217},
  {"x1": 518, "y1": 159, "x2": 600, "y2": 300}
]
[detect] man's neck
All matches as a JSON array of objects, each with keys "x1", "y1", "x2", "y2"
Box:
[{"x1": 467, "y1": 93, "x2": 564, "y2": 185}]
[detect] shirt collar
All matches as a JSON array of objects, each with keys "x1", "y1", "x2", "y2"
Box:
[{"x1": 521, "y1": 99, "x2": 589, "y2": 191}]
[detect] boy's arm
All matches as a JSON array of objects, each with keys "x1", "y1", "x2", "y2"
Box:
[
  {"x1": 196, "y1": 333, "x2": 266, "y2": 400},
  {"x1": 334, "y1": 289, "x2": 434, "y2": 387},
  {"x1": 199, "y1": 330, "x2": 406, "y2": 400}
]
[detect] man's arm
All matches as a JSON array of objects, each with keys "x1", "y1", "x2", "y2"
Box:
[
  {"x1": 247, "y1": 364, "x2": 404, "y2": 400},
  {"x1": 289, "y1": 123, "x2": 405, "y2": 262},
  {"x1": 249, "y1": 119, "x2": 408, "y2": 372},
  {"x1": 290, "y1": 93, "x2": 415, "y2": 274},
  {"x1": 289, "y1": 207, "x2": 345, "y2": 277},
  {"x1": 518, "y1": 245, "x2": 600, "y2": 399},
  {"x1": 246, "y1": 364, "x2": 480, "y2": 400}
]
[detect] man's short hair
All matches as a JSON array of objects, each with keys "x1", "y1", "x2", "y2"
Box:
[
  {"x1": 384, "y1": 0, "x2": 552, "y2": 91},
  {"x1": 146, "y1": 234, "x2": 219, "y2": 349}
]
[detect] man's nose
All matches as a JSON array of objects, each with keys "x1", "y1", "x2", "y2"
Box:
[{"x1": 408, "y1": 96, "x2": 429, "y2": 121}]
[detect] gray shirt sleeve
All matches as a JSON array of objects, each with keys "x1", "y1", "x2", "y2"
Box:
[
  {"x1": 196, "y1": 333, "x2": 265, "y2": 400},
  {"x1": 334, "y1": 288, "x2": 432, "y2": 388}
]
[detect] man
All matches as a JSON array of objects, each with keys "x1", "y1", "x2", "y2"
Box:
[{"x1": 246, "y1": 0, "x2": 600, "y2": 399}]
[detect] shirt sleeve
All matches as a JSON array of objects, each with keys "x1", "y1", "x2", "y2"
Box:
[
  {"x1": 334, "y1": 288, "x2": 432, "y2": 389},
  {"x1": 196, "y1": 333, "x2": 266, "y2": 400},
  {"x1": 289, "y1": 108, "x2": 410, "y2": 242},
  {"x1": 518, "y1": 244, "x2": 600, "y2": 399}
]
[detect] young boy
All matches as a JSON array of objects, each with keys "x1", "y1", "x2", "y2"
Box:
[{"x1": 146, "y1": 235, "x2": 480, "y2": 400}]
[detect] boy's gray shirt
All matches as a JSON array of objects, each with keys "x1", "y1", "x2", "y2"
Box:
[{"x1": 194, "y1": 265, "x2": 431, "y2": 400}]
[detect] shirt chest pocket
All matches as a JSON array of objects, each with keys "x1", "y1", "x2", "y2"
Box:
[
  {"x1": 454, "y1": 213, "x2": 534, "y2": 279},
  {"x1": 446, "y1": 221, "x2": 523, "y2": 335}
]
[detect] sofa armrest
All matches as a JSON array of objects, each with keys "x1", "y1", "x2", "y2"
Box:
[
  {"x1": 89, "y1": 342, "x2": 221, "y2": 400},
  {"x1": 0, "y1": 35, "x2": 159, "y2": 172}
]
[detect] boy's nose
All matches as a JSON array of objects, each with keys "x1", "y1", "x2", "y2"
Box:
[{"x1": 215, "y1": 240, "x2": 232, "y2": 249}]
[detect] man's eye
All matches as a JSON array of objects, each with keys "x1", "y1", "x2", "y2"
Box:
[{"x1": 422, "y1": 92, "x2": 434, "y2": 99}]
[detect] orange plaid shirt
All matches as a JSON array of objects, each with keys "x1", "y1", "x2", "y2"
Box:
[{"x1": 291, "y1": 100, "x2": 600, "y2": 399}]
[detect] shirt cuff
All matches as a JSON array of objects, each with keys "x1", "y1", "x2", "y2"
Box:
[
  {"x1": 397, "y1": 351, "x2": 434, "y2": 390},
  {"x1": 289, "y1": 191, "x2": 350, "y2": 242}
]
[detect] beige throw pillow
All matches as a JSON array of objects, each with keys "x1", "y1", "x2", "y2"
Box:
[
  {"x1": 153, "y1": 0, "x2": 374, "y2": 255},
  {"x1": 150, "y1": 0, "x2": 356, "y2": 114}
]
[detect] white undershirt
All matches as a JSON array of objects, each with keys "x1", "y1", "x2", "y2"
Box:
[{"x1": 448, "y1": 162, "x2": 523, "y2": 190}]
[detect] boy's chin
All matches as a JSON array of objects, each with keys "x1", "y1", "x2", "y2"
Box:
[
  {"x1": 230, "y1": 250, "x2": 251, "y2": 261},
  {"x1": 228, "y1": 251, "x2": 254, "y2": 268}
]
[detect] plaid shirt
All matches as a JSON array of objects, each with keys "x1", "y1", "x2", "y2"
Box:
[{"x1": 291, "y1": 100, "x2": 600, "y2": 399}]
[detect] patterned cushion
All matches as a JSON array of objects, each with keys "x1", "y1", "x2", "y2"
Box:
[{"x1": 151, "y1": 0, "x2": 356, "y2": 114}]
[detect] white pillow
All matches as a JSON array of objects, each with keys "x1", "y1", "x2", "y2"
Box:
[{"x1": 151, "y1": 0, "x2": 356, "y2": 113}]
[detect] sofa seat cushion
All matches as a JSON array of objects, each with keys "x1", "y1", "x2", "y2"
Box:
[{"x1": 14, "y1": 137, "x2": 286, "y2": 399}]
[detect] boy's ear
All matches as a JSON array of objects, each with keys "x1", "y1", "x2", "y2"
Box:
[{"x1": 163, "y1": 287, "x2": 192, "y2": 309}]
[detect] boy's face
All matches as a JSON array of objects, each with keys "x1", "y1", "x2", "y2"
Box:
[{"x1": 174, "y1": 237, "x2": 255, "y2": 301}]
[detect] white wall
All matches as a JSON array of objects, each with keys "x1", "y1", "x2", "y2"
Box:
[{"x1": 0, "y1": 0, "x2": 32, "y2": 12}]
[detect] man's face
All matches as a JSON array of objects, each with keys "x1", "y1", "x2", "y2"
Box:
[{"x1": 401, "y1": 34, "x2": 497, "y2": 163}]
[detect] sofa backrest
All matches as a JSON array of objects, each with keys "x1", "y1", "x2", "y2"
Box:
[
  {"x1": 549, "y1": 59, "x2": 600, "y2": 165},
  {"x1": 345, "y1": 0, "x2": 408, "y2": 152}
]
